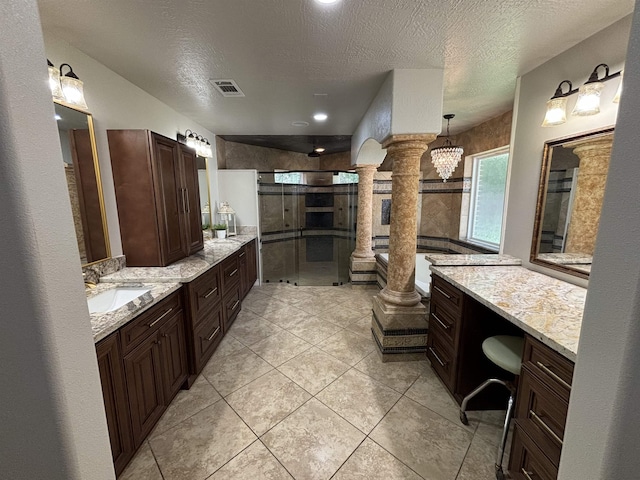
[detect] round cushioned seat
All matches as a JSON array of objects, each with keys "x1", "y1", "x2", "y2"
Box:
[{"x1": 482, "y1": 335, "x2": 524, "y2": 376}]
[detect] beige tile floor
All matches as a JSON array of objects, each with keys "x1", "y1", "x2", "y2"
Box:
[{"x1": 121, "y1": 283, "x2": 509, "y2": 480}]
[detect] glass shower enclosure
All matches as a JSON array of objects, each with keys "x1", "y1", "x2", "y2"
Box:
[{"x1": 258, "y1": 171, "x2": 358, "y2": 286}]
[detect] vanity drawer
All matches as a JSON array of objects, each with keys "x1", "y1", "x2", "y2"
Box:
[
  {"x1": 431, "y1": 276, "x2": 463, "y2": 317},
  {"x1": 187, "y1": 266, "x2": 221, "y2": 326},
  {"x1": 223, "y1": 285, "x2": 242, "y2": 333},
  {"x1": 523, "y1": 335, "x2": 573, "y2": 402},
  {"x1": 429, "y1": 299, "x2": 460, "y2": 348},
  {"x1": 427, "y1": 332, "x2": 456, "y2": 391},
  {"x1": 120, "y1": 291, "x2": 182, "y2": 354},
  {"x1": 192, "y1": 305, "x2": 224, "y2": 372},
  {"x1": 221, "y1": 254, "x2": 240, "y2": 294},
  {"x1": 516, "y1": 364, "x2": 568, "y2": 467},
  {"x1": 509, "y1": 423, "x2": 558, "y2": 480}
]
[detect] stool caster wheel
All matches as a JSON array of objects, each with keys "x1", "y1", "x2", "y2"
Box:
[
  {"x1": 495, "y1": 465, "x2": 505, "y2": 480},
  {"x1": 459, "y1": 411, "x2": 469, "y2": 425}
]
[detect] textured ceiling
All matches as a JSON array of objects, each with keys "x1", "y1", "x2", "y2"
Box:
[
  {"x1": 219, "y1": 135, "x2": 351, "y2": 155},
  {"x1": 38, "y1": 0, "x2": 634, "y2": 137}
]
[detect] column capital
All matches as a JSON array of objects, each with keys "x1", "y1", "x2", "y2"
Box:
[
  {"x1": 382, "y1": 134, "x2": 437, "y2": 152},
  {"x1": 353, "y1": 163, "x2": 380, "y2": 173}
]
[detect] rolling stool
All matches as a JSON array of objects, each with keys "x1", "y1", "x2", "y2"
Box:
[{"x1": 459, "y1": 335, "x2": 524, "y2": 480}]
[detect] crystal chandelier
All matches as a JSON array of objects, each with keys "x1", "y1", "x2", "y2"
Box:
[{"x1": 430, "y1": 114, "x2": 464, "y2": 182}]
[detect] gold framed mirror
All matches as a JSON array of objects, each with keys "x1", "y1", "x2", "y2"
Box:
[
  {"x1": 55, "y1": 101, "x2": 111, "y2": 266},
  {"x1": 530, "y1": 126, "x2": 615, "y2": 279}
]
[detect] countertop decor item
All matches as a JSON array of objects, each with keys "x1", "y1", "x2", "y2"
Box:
[
  {"x1": 213, "y1": 223, "x2": 227, "y2": 239},
  {"x1": 217, "y1": 201, "x2": 237, "y2": 236}
]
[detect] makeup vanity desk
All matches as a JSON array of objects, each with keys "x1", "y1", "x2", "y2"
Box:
[{"x1": 425, "y1": 256, "x2": 586, "y2": 480}]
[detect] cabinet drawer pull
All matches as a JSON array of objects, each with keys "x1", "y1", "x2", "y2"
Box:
[
  {"x1": 433, "y1": 285, "x2": 452, "y2": 299},
  {"x1": 148, "y1": 308, "x2": 173, "y2": 328},
  {"x1": 203, "y1": 287, "x2": 218, "y2": 299},
  {"x1": 521, "y1": 469, "x2": 535, "y2": 480},
  {"x1": 530, "y1": 410, "x2": 563, "y2": 445},
  {"x1": 231, "y1": 300, "x2": 240, "y2": 311},
  {"x1": 239, "y1": 252, "x2": 246, "y2": 258},
  {"x1": 536, "y1": 361, "x2": 571, "y2": 390},
  {"x1": 428, "y1": 347, "x2": 447, "y2": 367},
  {"x1": 431, "y1": 312, "x2": 450, "y2": 330},
  {"x1": 206, "y1": 326, "x2": 221, "y2": 342},
  {"x1": 229, "y1": 268, "x2": 238, "y2": 277}
]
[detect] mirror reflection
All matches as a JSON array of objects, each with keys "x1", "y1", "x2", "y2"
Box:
[
  {"x1": 531, "y1": 127, "x2": 614, "y2": 278},
  {"x1": 55, "y1": 102, "x2": 110, "y2": 265},
  {"x1": 196, "y1": 158, "x2": 211, "y2": 229}
]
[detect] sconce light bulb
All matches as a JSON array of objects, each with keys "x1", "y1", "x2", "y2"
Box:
[
  {"x1": 571, "y1": 82, "x2": 604, "y2": 116},
  {"x1": 542, "y1": 97, "x2": 568, "y2": 127}
]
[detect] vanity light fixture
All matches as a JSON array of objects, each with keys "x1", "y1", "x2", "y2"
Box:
[
  {"x1": 182, "y1": 130, "x2": 213, "y2": 158},
  {"x1": 430, "y1": 114, "x2": 464, "y2": 183},
  {"x1": 47, "y1": 59, "x2": 64, "y2": 101},
  {"x1": 541, "y1": 80, "x2": 576, "y2": 127},
  {"x1": 59, "y1": 63, "x2": 88, "y2": 110},
  {"x1": 613, "y1": 70, "x2": 623, "y2": 103}
]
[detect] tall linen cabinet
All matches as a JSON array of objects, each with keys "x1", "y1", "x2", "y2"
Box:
[{"x1": 108, "y1": 130, "x2": 203, "y2": 266}]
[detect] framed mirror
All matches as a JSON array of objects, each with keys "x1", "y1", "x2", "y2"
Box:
[
  {"x1": 55, "y1": 101, "x2": 110, "y2": 265},
  {"x1": 530, "y1": 126, "x2": 614, "y2": 279},
  {"x1": 197, "y1": 157, "x2": 212, "y2": 229}
]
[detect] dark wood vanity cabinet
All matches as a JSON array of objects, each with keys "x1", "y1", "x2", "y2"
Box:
[
  {"x1": 96, "y1": 332, "x2": 134, "y2": 476},
  {"x1": 108, "y1": 130, "x2": 203, "y2": 267},
  {"x1": 240, "y1": 239, "x2": 258, "y2": 299}
]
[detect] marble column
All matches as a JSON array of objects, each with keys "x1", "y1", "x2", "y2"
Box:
[
  {"x1": 564, "y1": 137, "x2": 613, "y2": 255},
  {"x1": 372, "y1": 134, "x2": 436, "y2": 361},
  {"x1": 350, "y1": 164, "x2": 379, "y2": 286}
]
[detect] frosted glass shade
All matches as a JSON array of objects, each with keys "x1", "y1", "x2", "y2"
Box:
[
  {"x1": 430, "y1": 145, "x2": 464, "y2": 182},
  {"x1": 613, "y1": 73, "x2": 623, "y2": 103},
  {"x1": 48, "y1": 65, "x2": 64, "y2": 101},
  {"x1": 571, "y1": 82, "x2": 604, "y2": 116},
  {"x1": 541, "y1": 97, "x2": 568, "y2": 127},
  {"x1": 61, "y1": 76, "x2": 88, "y2": 109}
]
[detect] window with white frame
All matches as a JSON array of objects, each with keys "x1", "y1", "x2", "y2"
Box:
[
  {"x1": 274, "y1": 171, "x2": 303, "y2": 184},
  {"x1": 467, "y1": 147, "x2": 509, "y2": 249}
]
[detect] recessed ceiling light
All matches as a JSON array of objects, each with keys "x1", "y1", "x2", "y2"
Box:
[
  {"x1": 292, "y1": 121, "x2": 310, "y2": 127},
  {"x1": 314, "y1": 147, "x2": 326, "y2": 153},
  {"x1": 315, "y1": 0, "x2": 340, "y2": 4},
  {"x1": 55, "y1": 114, "x2": 62, "y2": 121},
  {"x1": 313, "y1": 113, "x2": 328, "y2": 122}
]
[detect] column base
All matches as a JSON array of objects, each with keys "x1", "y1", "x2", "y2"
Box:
[
  {"x1": 349, "y1": 255, "x2": 377, "y2": 286},
  {"x1": 371, "y1": 295, "x2": 428, "y2": 362}
]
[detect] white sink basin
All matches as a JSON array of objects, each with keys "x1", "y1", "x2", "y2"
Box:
[{"x1": 88, "y1": 287, "x2": 151, "y2": 314}]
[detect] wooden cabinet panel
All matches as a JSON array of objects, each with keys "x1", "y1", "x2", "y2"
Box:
[
  {"x1": 96, "y1": 333, "x2": 133, "y2": 476},
  {"x1": 426, "y1": 333, "x2": 456, "y2": 391},
  {"x1": 124, "y1": 334, "x2": 165, "y2": 447},
  {"x1": 509, "y1": 424, "x2": 559, "y2": 480},
  {"x1": 223, "y1": 285, "x2": 242, "y2": 333},
  {"x1": 193, "y1": 306, "x2": 224, "y2": 372},
  {"x1": 187, "y1": 266, "x2": 221, "y2": 327},
  {"x1": 221, "y1": 254, "x2": 240, "y2": 295},
  {"x1": 429, "y1": 300, "x2": 460, "y2": 348},
  {"x1": 523, "y1": 336, "x2": 573, "y2": 402},
  {"x1": 159, "y1": 312, "x2": 188, "y2": 403},
  {"x1": 179, "y1": 146, "x2": 204, "y2": 255},
  {"x1": 430, "y1": 275, "x2": 464, "y2": 316},
  {"x1": 243, "y1": 240, "x2": 257, "y2": 298}
]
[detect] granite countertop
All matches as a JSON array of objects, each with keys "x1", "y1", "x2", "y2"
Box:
[
  {"x1": 430, "y1": 265, "x2": 586, "y2": 360},
  {"x1": 89, "y1": 281, "x2": 181, "y2": 343},
  {"x1": 537, "y1": 253, "x2": 593, "y2": 265},
  {"x1": 424, "y1": 254, "x2": 522, "y2": 266},
  {"x1": 101, "y1": 235, "x2": 257, "y2": 283}
]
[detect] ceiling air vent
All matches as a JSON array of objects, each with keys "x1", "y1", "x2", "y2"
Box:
[{"x1": 210, "y1": 79, "x2": 245, "y2": 97}]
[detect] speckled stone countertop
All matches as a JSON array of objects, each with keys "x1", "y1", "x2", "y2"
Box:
[
  {"x1": 101, "y1": 235, "x2": 257, "y2": 284},
  {"x1": 537, "y1": 253, "x2": 593, "y2": 265},
  {"x1": 430, "y1": 266, "x2": 586, "y2": 361},
  {"x1": 89, "y1": 281, "x2": 181, "y2": 343},
  {"x1": 424, "y1": 254, "x2": 522, "y2": 266}
]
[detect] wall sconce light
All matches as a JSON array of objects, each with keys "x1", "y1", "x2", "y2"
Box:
[
  {"x1": 542, "y1": 63, "x2": 622, "y2": 127},
  {"x1": 181, "y1": 130, "x2": 213, "y2": 158},
  {"x1": 613, "y1": 70, "x2": 623, "y2": 103},
  {"x1": 430, "y1": 114, "x2": 464, "y2": 182},
  {"x1": 47, "y1": 60, "x2": 88, "y2": 109}
]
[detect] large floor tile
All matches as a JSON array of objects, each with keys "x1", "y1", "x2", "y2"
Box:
[
  {"x1": 261, "y1": 398, "x2": 365, "y2": 480},
  {"x1": 150, "y1": 375, "x2": 221, "y2": 438},
  {"x1": 227, "y1": 310, "x2": 283, "y2": 346},
  {"x1": 344, "y1": 314, "x2": 374, "y2": 338},
  {"x1": 317, "y1": 329, "x2": 375, "y2": 366},
  {"x1": 286, "y1": 315, "x2": 343, "y2": 345},
  {"x1": 243, "y1": 294, "x2": 287, "y2": 316},
  {"x1": 319, "y1": 304, "x2": 366, "y2": 326},
  {"x1": 456, "y1": 435, "x2": 498, "y2": 480},
  {"x1": 332, "y1": 438, "x2": 422, "y2": 480},
  {"x1": 150, "y1": 401, "x2": 256, "y2": 480},
  {"x1": 354, "y1": 352, "x2": 427, "y2": 393},
  {"x1": 261, "y1": 303, "x2": 314, "y2": 329},
  {"x1": 475, "y1": 410, "x2": 512, "y2": 451},
  {"x1": 225, "y1": 370, "x2": 311, "y2": 436},
  {"x1": 207, "y1": 441, "x2": 293, "y2": 480},
  {"x1": 295, "y1": 296, "x2": 340, "y2": 316},
  {"x1": 277, "y1": 347, "x2": 351, "y2": 395},
  {"x1": 405, "y1": 368, "x2": 480, "y2": 432},
  {"x1": 202, "y1": 347, "x2": 273, "y2": 396},
  {"x1": 211, "y1": 335, "x2": 246, "y2": 360},
  {"x1": 248, "y1": 330, "x2": 312, "y2": 366},
  {"x1": 119, "y1": 442, "x2": 162, "y2": 480},
  {"x1": 316, "y1": 369, "x2": 401, "y2": 434},
  {"x1": 369, "y1": 396, "x2": 473, "y2": 480}
]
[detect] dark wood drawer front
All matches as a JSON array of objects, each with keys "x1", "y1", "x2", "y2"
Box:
[
  {"x1": 221, "y1": 255, "x2": 240, "y2": 293},
  {"x1": 427, "y1": 333, "x2": 456, "y2": 391},
  {"x1": 431, "y1": 276, "x2": 463, "y2": 317},
  {"x1": 509, "y1": 424, "x2": 558, "y2": 480},
  {"x1": 429, "y1": 299, "x2": 460, "y2": 348},
  {"x1": 516, "y1": 365, "x2": 567, "y2": 467},
  {"x1": 188, "y1": 266, "x2": 221, "y2": 326},
  {"x1": 193, "y1": 306, "x2": 224, "y2": 372},
  {"x1": 523, "y1": 336, "x2": 573, "y2": 402},
  {"x1": 223, "y1": 286, "x2": 242, "y2": 333},
  {"x1": 121, "y1": 291, "x2": 182, "y2": 354}
]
